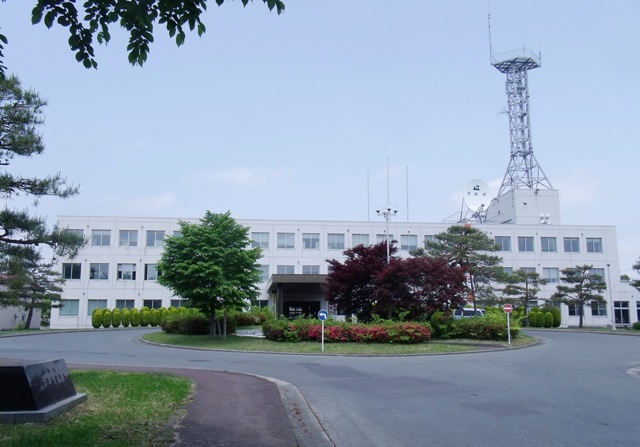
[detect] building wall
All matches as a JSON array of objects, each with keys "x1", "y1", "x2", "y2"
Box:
[{"x1": 51, "y1": 215, "x2": 637, "y2": 329}]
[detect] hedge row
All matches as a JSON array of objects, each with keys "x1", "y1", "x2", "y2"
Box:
[
  {"x1": 528, "y1": 306, "x2": 561, "y2": 328},
  {"x1": 262, "y1": 319, "x2": 432, "y2": 344},
  {"x1": 91, "y1": 306, "x2": 186, "y2": 329},
  {"x1": 429, "y1": 311, "x2": 520, "y2": 341}
]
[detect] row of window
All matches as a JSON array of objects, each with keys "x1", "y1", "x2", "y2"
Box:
[
  {"x1": 253, "y1": 232, "x2": 431, "y2": 251},
  {"x1": 67, "y1": 229, "x2": 181, "y2": 248},
  {"x1": 566, "y1": 301, "x2": 639, "y2": 319},
  {"x1": 58, "y1": 298, "x2": 184, "y2": 317},
  {"x1": 62, "y1": 263, "x2": 158, "y2": 281},
  {"x1": 494, "y1": 236, "x2": 603, "y2": 254},
  {"x1": 503, "y1": 267, "x2": 605, "y2": 284}
]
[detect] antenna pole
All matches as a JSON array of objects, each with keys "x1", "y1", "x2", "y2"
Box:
[
  {"x1": 488, "y1": 11, "x2": 494, "y2": 64},
  {"x1": 406, "y1": 165, "x2": 409, "y2": 222}
]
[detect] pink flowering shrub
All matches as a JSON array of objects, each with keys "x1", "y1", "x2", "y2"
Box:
[{"x1": 263, "y1": 318, "x2": 432, "y2": 344}]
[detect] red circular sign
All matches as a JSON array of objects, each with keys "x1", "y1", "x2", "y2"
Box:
[{"x1": 503, "y1": 303, "x2": 513, "y2": 313}]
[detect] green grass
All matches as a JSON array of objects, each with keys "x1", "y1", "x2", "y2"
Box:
[
  {"x1": 0, "y1": 370, "x2": 192, "y2": 447},
  {"x1": 144, "y1": 332, "x2": 536, "y2": 354}
]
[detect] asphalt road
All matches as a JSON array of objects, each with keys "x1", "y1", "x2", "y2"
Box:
[{"x1": 1, "y1": 329, "x2": 639, "y2": 447}]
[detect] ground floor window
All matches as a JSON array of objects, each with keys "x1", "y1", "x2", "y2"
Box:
[
  {"x1": 143, "y1": 299, "x2": 163, "y2": 309},
  {"x1": 590, "y1": 301, "x2": 607, "y2": 316},
  {"x1": 116, "y1": 299, "x2": 135, "y2": 310},
  {"x1": 637, "y1": 302, "x2": 640, "y2": 321},
  {"x1": 614, "y1": 301, "x2": 629, "y2": 325},
  {"x1": 60, "y1": 299, "x2": 79, "y2": 316},
  {"x1": 568, "y1": 303, "x2": 579, "y2": 316},
  {"x1": 283, "y1": 300, "x2": 320, "y2": 320},
  {"x1": 170, "y1": 300, "x2": 185, "y2": 308},
  {"x1": 87, "y1": 299, "x2": 108, "y2": 316}
]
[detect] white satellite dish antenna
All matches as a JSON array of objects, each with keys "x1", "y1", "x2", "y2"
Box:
[{"x1": 464, "y1": 179, "x2": 490, "y2": 210}]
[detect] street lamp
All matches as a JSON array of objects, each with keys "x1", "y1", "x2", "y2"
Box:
[{"x1": 376, "y1": 206, "x2": 397, "y2": 263}]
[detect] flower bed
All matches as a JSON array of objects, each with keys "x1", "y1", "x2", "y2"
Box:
[{"x1": 262, "y1": 319, "x2": 432, "y2": 344}]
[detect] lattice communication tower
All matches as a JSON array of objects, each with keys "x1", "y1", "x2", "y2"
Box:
[{"x1": 492, "y1": 49, "x2": 552, "y2": 196}]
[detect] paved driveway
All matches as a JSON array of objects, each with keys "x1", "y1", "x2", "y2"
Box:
[{"x1": 1, "y1": 329, "x2": 639, "y2": 446}]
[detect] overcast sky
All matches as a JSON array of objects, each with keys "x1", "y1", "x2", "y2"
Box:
[{"x1": 2, "y1": 1, "x2": 638, "y2": 275}]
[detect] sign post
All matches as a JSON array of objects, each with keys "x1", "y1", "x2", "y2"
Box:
[
  {"x1": 317, "y1": 309, "x2": 328, "y2": 352},
  {"x1": 503, "y1": 303, "x2": 513, "y2": 345}
]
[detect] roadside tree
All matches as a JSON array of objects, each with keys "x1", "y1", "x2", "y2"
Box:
[
  {"x1": 157, "y1": 211, "x2": 262, "y2": 337},
  {"x1": 501, "y1": 269, "x2": 546, "y2": 325},
  {"x1": 551, "y1": 265, "x2": 606, "y2": 328},
  {"x1": 0, "y1": 0, "x2": 285, "y2": 76}
]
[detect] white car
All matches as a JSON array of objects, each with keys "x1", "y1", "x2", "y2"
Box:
[{"x1": 453, "y1": 308, "x2": 486, "y2": 319}]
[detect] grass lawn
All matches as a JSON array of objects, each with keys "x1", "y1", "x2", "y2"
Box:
[
  {"x1": 144, "y1": 331, "x2": 537, "y2": 354},
  {"x1": 0, "y1": 370, "x2": 192, "y2": 447}
]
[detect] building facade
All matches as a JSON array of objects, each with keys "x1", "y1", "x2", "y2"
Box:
[{"x1": 50, "y1": 215, "x2": 638, "y2": 329}]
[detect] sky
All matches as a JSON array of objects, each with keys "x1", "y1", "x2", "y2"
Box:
[{"x1": 2, "y1": 1, "x2": 639, "y2": 275}]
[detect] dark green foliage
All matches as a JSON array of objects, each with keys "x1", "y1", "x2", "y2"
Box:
[
  {"x1": 112, "y1": 311, "x2": 122, "y2": 328},
  {"x1": 451, "y1": 314, "x2": 520, "y2": 341},
  {"x1": 141, "y1": 310, "x2": 151, "y2": 327},
  {"x1": 540, "y1": 305, "x2": 561, "y2": 327},
  {"x1": 632, "y1": 322, "x2": 640, "y2": 330},
  {"x1": 161, "y1": 309, "x2": 209, "y2": 335},
  {"x1": 544, "y1": 312, "x2": 554, "y2": 328},
  {"x1": 91, "y1": 308, "x2": 103, "y2": 328},
  {"x1": 428, "y1": 311, "x2": 456, "y2": 339},
  {"x1": 150, "y1": 309, "x2": 161, "y2": 327},
  {"x1": 528, "y1": 311, "x2": 539, "y2": 327},
  {"x1": 102, "y1": 310, "x2": 112, "y2": 328},
  {"x1": 130, "y1": 310, "x2": 141, "y2": 327},
  {"x1": 551, "y1": 265, "x2": 607, "y2": 328},
  {"x1": 122, "y1": 309, "x2": 131, "y2": 327},
  {"x1": 229, "y1": 307, "x2": 275, "y2": 327}
]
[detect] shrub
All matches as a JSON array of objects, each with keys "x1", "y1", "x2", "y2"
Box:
[
  {"x1": 450, "y1": 313, "x2": 519, "y2": 341},
  {"x1": 544, "y1": 312, "x2": 554, "y2": 328},
  {"x1": 632, "y1": 321, "x2": 640, "y2": 330},
  {"x1": 91, "y1": 309, "x2": 103, "y2": 328},
  {"x1": 102, "y1": 310, "x2": 112, "y2": 329},
  {"x1": 122, "y1": 309, "x2": 131, "y2": 327},
  {"x1": 150, "y1": 309, "x2": 162, "y2": 327},
  {"x1": 141, "y1": 310, "x2": 151, "y2": 327},
  {"x1": 112, "y1": 311, "x2": 122, "y2": 328},
  {"x1": 130, "y1": 310, "x2": 141, "y2": 327},
  {"x1": 540, "y1": 305, "x2": 561, "y2": 327},
  {"x1": 161, "y1": 309, "x2": 209, "y2": 335},
  {"x1": 429, "y1": 311, "x2": 455, "y2": 339}
]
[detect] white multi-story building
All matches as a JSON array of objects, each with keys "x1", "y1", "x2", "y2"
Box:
[{"x1": 51, "y1": 211, "x2": 638, "y2": 329}]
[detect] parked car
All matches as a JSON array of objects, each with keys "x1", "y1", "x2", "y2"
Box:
[{"x1": 453, "y1": 308, "x2": 486, "y2": 319}]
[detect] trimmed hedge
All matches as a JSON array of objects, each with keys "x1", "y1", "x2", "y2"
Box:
[
  {"x1": 161, "y1": 310, "x2": 209, "y2": 335},
  {"x1": 428, "y1": 311, "x2": 520, "y2": 341},
  {"x1": 262, "y1": 319, "x2": 432, "y2": 344},
  {"x1": 102, "y1": 310, "x2": 112, "y2": 328}
]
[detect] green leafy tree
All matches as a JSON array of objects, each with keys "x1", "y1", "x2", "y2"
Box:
[
  {"x1": 551, "y1": 265, "x2": 607, "y2": 328},
  {"x1": 0, "y1": 0, "x2": 285, "y2": 76},
  {"x1": 157, "y1": 211, "x2": 262, "y2": 337},
  {"x1": 501, "y1": 269, "x2": 545, "y2": 325},
  {"x1": 0, "y1": 75, "x2": 83, "y2": 256},
  {"x1": 631, "y1": 259, "x2": 640, "y2": 290},
  {"x1": 413, "y1": 225, "x2": 504, "y2": 312},
  {"x1": 0, "y1": 246, "x2": 64, "y2": 329}
]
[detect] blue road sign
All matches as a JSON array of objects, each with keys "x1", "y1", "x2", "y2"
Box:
[{"x1": 318, "y1": 309, "x2": 329, "y2": 321}]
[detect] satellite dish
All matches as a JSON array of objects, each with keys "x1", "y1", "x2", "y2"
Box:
[{"x1": 464, "y1": 179, "x2": 490, "y2": 210}]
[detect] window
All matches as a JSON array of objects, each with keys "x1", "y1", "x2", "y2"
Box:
[
  {"x1": 277, "y1": 233, "x2": 295, "y2": 249},
  {"x1": 89, "y1": 263, "x2": 109, "y2": 280},
  {"x1": 328, "y1": 233, "x2": 345, "y2": 250},
  {"x1": 400, "y1": 235, "x2": 417, "y2": 251},
  {"x1": 146, "y1": 230, "x2": 165, "y2": 247},
  {"x1": 91, "y1": 229, "x2": 111, "y2": 246},
  {"x1": 637, "y1": 302, "x2": 640, "y2": 321},
  {"x1": 87, "y1": 299, "x2": 107, "y2": 316},
  {"x1": 117, "y1": 263, "x2": 137, "y2": 280},
  {"x1": 424, "y1": 235, "x2": 437, "y2": 244},
  {"x1": 518, "y1": 236, "x2": 534, "y2": 252},
  {"x1": 502, "y1": 267, "x2": 513, "y2": 275},
  {"x1": 259, "y1": 265, "x2": 270, "y2": 282},
  {"x1": 116, "y1": 299, "x2": 135, "y2": 310},
  {"x1": 145, "y1": 264, "x2": 158, "y2": 281},
  {"x1": 494, "y1": 236, "x2": 511, "y2": 252},
  {"x1": 589, "y1": 268, "x2": 605, "y2": 284},
  {"x1": 352, "y1": 234, "x2": 370, "y2": 247},
  {"x1": 520, "y1": 267, "x2": 536, "y2": 274},
  {"x1": 143, "y1": 299, "x2": 163, "y2": 309},
  {"x1": 65, "y1": 228, "x2": 84, "y2": 238},
  {"x1": 119, "y1": 230, "x2": 138, "y2": 247},
  {"x1": 591, "y1": 301, "x2": 607, "y2": 317},
  {"x1": 303, "y1": 233, "x2": 320, "y2": 249},
  {"x1": 568, "y1": 303, "x2": 579, "y2": 316},
  {"x1": 277, "y1": 265, "x2": 295, "y2": 274},
  {"x1": 541, "y1": 237, "x2": 557, "y2": 253},
  {"x1": 171, "y1": 300, "x2": 185, "y2": 308},
  {"x1": 62, "y1": 263, "x2": 81, "y2": 280},
  {"x1": 59, "y1": 299, "x2": 79, "y2": 316},
  {"x1": 376, "y1": 234, "x2": 393, "y2": 243},
  {"x1": 586, "y1": 238, "x2": 603, "y2": 253},
  {"x1": 563, "y1": 237, "x2": 580, "y2": 253},
  {"x1": 303, "y1": 265, "x2": 320, "y2": 274},
  {"x1": 251, "y1": 232, "x2": 269, "y2": 249},
  {"x1": 543, "y1": 268, "x2": 559, "y2": 284},
  {"x1": 172, "y1": 231, "x2": 182, "y2": 237},
  {"x1": 614, "y1": 301, "x2": 630, "y2": 325}
]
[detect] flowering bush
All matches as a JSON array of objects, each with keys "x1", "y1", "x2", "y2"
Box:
[{"x1": 262, "y1": 318, "x2": 432, "y2": 344}]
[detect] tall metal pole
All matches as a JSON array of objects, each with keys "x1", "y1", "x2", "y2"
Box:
[{"x1": 607, "y1": 263, "x2": 616, "y2": 331}]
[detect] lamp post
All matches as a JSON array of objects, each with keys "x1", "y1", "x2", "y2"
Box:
[
  {"x1": 376, "y1": 206, "x2": 397, "y2": 263},
  {"x1": 607, "y1": 263, "x2": 616, "y2": 331}
]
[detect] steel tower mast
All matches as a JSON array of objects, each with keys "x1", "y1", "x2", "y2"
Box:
[{"x1": 492, "y1": 50, "x2": 552, "y2": 196}]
